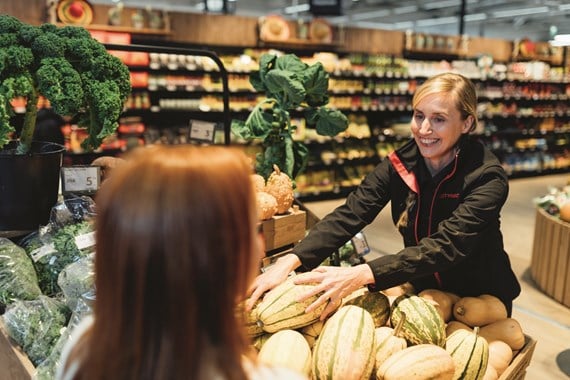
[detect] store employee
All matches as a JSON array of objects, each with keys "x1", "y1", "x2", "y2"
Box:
[{"x1": 247, "y1": 72, "x2": 521, "y2": 319}]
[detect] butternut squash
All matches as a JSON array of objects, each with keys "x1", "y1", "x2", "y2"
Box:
[
  {"x1": 487, "y1": 340, "x2": 513, "y2": 376},
  {"x1": 446, "y1": 320, "x2": 471, "y2": 336},
  {"x1": 453, "y1": 294, "x2": 507, "y2": 327},
  {"x1": 419, "y1": 289, "x2": 459, "y2": 322},
  {"x1": 479, "y1": 318, "x2": 525, "y2": 351}
]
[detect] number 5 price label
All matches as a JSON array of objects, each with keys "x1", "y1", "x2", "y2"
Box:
[{"x1": 61, "y1": 166, "x2": 101, "y2": 195}]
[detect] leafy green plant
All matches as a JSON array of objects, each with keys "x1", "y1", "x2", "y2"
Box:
[
  {"x1": 231, "y1": 53, "x2": 348, "y2": 180},
  {"x1": 0, "y1": 14, "x2": 131, "y2": 154}
]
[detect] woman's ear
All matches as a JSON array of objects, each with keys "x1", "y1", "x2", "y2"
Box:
[{"x1": 462, "y1": 115, "x2": 474, "y2": 133}]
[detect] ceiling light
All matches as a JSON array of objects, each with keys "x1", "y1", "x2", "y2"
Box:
[
  {"x1": 393, "y1": 21, "x2": 415, "y2": 29},
  {"x1": 423, "y1": 0, "x2": 461, "y2": 10},
  {"x1": 559, "y1": 4, "x2": 570, "y2": 11},
  {"x1": 416, "y1": 16, "x2": 457, "y2": 27},
  {"x1": 350, "y1": 9, "x2": 391, "y2": 21},
  {"x1": 284, "y1": 3, "x2": 310, "y2": 14},
  {"x1": 394, "y1": 6, "x2": 418, "y2": 15},
  {"x1": 492, "y1": 7, "x2": 549, "y2": 18},
  {"x1": 464, "y1": 13, "x2": 487, "y2": 22}
]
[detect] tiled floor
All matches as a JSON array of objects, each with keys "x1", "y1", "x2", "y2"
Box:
[{"x1": 303, "y1": 173, "x2": 570, "y2": 379}]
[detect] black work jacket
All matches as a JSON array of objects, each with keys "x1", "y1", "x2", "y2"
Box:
[{"x1": 293, "y1": 136, "x2": 521, "y2": 306}]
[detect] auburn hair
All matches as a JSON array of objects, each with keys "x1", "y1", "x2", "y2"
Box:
[{"x1": 66, "y1": 145, "x2": 258, "y2": 380}]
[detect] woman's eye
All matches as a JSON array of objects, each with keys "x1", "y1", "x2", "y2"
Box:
[
  {"x1": 414, "y1": 114, "x2": 424, "y2": 122},
  {"x1": 433, "y1": 117, "x2": 445, "y2": 123}
]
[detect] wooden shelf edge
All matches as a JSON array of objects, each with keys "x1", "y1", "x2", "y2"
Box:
[{"x1": 56, "y1": 22, "x2": 172, "y2": 36}]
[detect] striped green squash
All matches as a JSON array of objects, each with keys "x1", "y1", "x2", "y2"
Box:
[
  {"x1": 312, "y1": 305, "x2": 376, "y2": 380},
  {"x1": 344, "y1": 289, "x2": 390, "y2": 327},
  {"x1": 445, "y1": 327, "x2": 489, "y2": 380},
  {"x1": 390, "y1": 294, "x2": 446, "y2": 347},
  {"x1": 256, "y1": 277, "x2": 326, "y2": 333},
  {"x1": 376, "y1": 344, "x2": 455, "y2": 380}
]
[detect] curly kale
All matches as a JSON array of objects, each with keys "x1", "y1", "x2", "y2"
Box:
[{"x1": 0, "y1": 14, "x2": 131, "y2": 154}]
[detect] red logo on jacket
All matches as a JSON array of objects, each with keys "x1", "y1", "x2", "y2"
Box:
[{"x1": 439, "y1": 193, "x2": 460, "y2": 199}]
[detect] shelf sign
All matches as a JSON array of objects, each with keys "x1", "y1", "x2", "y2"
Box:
[
  {"x1": 189, "y1": 120, "x2": 216, "y2": 143},
  {"x1": 61, "y1": 166, "x2": 101, "y2": 194},
  {"x1": 351, "y1": 231, "x2": 371, "y2": 257}
]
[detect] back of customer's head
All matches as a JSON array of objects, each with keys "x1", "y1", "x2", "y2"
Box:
[{"x1": 74, "y1": 145, "x2": 259, "y2": 380}]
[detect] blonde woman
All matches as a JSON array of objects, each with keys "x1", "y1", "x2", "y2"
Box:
[
  {"x1": 57, "y1": 145, "x2": 306, "y2": 380},
  {"x1": 248, "y1": 72, "x2": 521, "y2": 319}
]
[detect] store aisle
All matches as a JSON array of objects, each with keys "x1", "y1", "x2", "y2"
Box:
[{"x1": 303, "y1": 173, "x2": 570, "y2": 380}]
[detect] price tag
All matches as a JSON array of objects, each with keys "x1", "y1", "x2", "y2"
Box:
[
  {"x1": 351, "y1": 231, "x2": 370, "y2": 257},
  {"x1": 61, "y1": 166, "x2": 101, "y2": 194},
  {"x1": 189, "y1": 120, "x2": 216, "y2": 143}
]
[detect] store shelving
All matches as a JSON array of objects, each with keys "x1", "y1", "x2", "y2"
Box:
[{"x1": 13, "y1": 33, "x2": 565, "y2": 200}]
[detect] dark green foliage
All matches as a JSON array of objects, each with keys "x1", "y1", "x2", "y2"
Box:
[
  {"x1": 0, "y1": 15, "x2": 131, "y2": 153},
  {"x1": 231, "y1": 53, "x2": 348, "y2": 180}
]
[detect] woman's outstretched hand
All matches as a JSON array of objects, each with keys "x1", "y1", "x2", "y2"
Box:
[
  {"x1": 246, "y1": 253, "x2": 301, "y2": 311},
  {"x1": 293, "y1": 264, "x2": 375, "y2": 320}
]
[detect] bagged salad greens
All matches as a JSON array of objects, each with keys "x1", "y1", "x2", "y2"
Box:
[
  {"x1": 57, "y1": 254, "x2": 95, "y2": 311},
  {"x1": 0, "y1": 238, "x2": 42, "y2": 307},
  {"x1": 34, "y1": 291, "x2": 95, "y2": 380},
  {"x1": 3, "y1": 295, "x2": 70, "y2": 366},
  {"x1": 22, "y1": 221, "x2": 95, "y2": 297}
]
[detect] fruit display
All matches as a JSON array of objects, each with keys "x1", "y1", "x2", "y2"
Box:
[
  {"x1": 533, "y1": 181, "x2": 570, "y2": 222},
  {"x1": 242, "y1": 281, "x2": 532, "y2": 380}
]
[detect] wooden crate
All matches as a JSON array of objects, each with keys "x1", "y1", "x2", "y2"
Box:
[
  {"x1": 0, "y1": 320, "x2": 34, "y2": 380},
  {"x1": 530, "y1": 207, "x2": 570, "y2": 308},
  {"x1": 261, "y1": 206, "x2": 306, "y2": 251},
  {"x1": 499, "y1": 335, "x2": 537, "y2": 380}
]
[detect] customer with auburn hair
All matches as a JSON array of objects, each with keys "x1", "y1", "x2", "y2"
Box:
[
  {"x1": 247, "y1": 72, "x2": 521, "y2": 320},
  {"x1": 56, "y1": 145, "x2": 306, "y2": 380}
]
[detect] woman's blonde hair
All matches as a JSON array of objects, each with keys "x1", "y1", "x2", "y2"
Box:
[
  {"x1": 67, "y1": 145, "x2": 258, "y2": 380},
  {"x1": 412, "y1": 72, "x2": 478, "y2": 132}
]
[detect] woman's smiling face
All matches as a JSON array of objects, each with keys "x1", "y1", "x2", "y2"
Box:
[{"x1": 411, "y1": 92, "x2": 472, "y2": 174}]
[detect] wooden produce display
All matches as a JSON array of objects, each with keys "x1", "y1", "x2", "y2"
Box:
[
  {"x1": 499, "y1": 335, "x2": 537, "y2": 380},
  {"x1": 261, "y1": 206, "x2": 306, "y2": 251},
  {"x1": 530, "y1": 207, "x2": 570, "y2": 308},
  {"x1": 0, "y1": 321, "x2": 34, "y2": 380}
]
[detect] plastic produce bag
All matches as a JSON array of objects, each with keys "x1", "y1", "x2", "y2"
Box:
[
  {"x1": 49, "y1": 194, "x2": 96, "y2": 229},
  {"x1": 22, "y1": 220, "x2": 95, "y2": 297},
  {"x1": 57, "y1": 254, "x2": 95, "y2": 311},
  {"x1": 33, "y1": 292, "x2": 94, "y2": 380},
  {"x1": 0, "y1": 238, "x2": 42, "y2": 307},
  {"x1": 3, "y1": 295, "x2": 70, "y2": 366}
]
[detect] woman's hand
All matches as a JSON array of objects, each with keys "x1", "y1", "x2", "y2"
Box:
[
  {"x1": 246, "y1": 253, "x2": 301, "y2": 311},
  {"x1": 294, "y1": 264, "x2": 375, "y2": 320}
]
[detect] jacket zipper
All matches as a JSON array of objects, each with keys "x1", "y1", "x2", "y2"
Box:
[{"x1": 416, "y1": 151, "x2": 460, "y2": 289}]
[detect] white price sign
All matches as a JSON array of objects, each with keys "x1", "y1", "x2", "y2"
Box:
[
  {"x1": 61, "y1": 166, "x2": 101, "y2": 194},
  {"x1": 189, "y1": 120, "x2": 216, "y2": 143}
]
